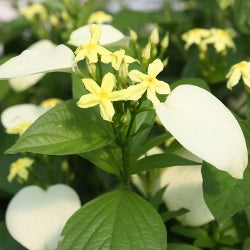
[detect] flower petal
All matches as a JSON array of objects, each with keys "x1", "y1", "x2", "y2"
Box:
[
  {"x1": 226, "y1": 67, "x2": 241, "y2": 90},
  {"x1": 155, "y1": 80, "x2": 171, "y2": 95},
  {"x1": 6, "y1": 184, "x2": 81, "y2": 250},
  {"x1": 160, "y1": 165, "x2": 214, "y2": 226},
  {"x1": 99, "y1": 99, "x2": 115, "y2": 121},
  {"x1": 68, "y1": 24, "x2": 125, "y2": 47},
  {"x1": 156, "y1": 84, "x2": 248, "y2": 179},
  {"x1": 101, "y1": 72, "x2": 116, "y2": 91},
  {"x1": 1, "y1": 104, "x2": 48, "y2": 130},
  {"x1": 82, "y1": 78, "x2": 100, "y2": 93},
  {"x1": 148, "y1": 58, "x2": 163, "y2": 77},
  {"x1": 0, "y1": 45, "x2": 75, "y2": 79},
  {"x1": 128, "y1": 70, "x2": 145, "y2": 83},
  {"x1": 77, "y1": 94, "x2": 100, "y2": 108},
  {"x1": 126, "y1": 83, "x2": 147, "y2": 101}
]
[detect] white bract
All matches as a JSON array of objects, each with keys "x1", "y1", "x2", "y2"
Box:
[
  {"x1": 0, "y1": 25, "x2": 125, "y2": 80},
  {"x1": 159, "y1": 149, "x2": 214, "y2": 226},
  {"x1": 156, "y1": 84, "x2": 248, "y2": 179},
  {"x1": 1, "y1": 103, "x2": 49, "y2": 134},
  {"x1": 8, "y1": 39, "x2": 56, "y2": 92},
  {"x1": 6, "y1": 184, "x2": 81, "y2": 250},
  {"x1": 68, "y1": 24, "x2": 125, "y2": 47}
]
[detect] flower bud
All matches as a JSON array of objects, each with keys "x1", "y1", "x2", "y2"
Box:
[
  {"x1": 142, "y1": 42, "x2": 151, "y2": 61},
  {"x1": 149, "y1": 26, "x2": 159, "y2": 45},
  {"x1": 119, "y1": 60, "x2": 128, "y2": 83},
  {"x1": 129, "y1": 29, "x2": 138, "y2": 42}
]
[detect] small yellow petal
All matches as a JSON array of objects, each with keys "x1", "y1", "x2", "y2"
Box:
[
  {"x1": 101, "y1": 73, "x2": 116, "y2": 92},
  {"x1": 82, "y1": 78, "x2": 100, "y2": 93},
  {"x1": 99, "y1": 99, "x2": 115, "y2": 121},
  {"x1": 77, "y1": 94, "x2": 100, "y2": 108},
  {"x1": 128, "y1": 70, "x2": 145, "y2": 83},
  {"x1": 148, "y1": 59, "x2": 163, "y2": 77}
]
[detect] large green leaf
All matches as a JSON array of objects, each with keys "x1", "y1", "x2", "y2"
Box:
[
  {"x1": 80, "y1": 145, "x2": 123, "y2": 176},
  {"x1": 6, "y1": 100, "x2": 114, "y2": 155},
  {"x1": 202, "y1": 162, "x2": 250, "y2": 222},
  {"x1": 58, "y1": 188, "x2": 167, "y2": 250},
  {"x1": 234, "y1": 0, "x2": 250, "y2": 34},
  {"x1": 129, "y1": 153, "x2": 200, "y2": 175}
]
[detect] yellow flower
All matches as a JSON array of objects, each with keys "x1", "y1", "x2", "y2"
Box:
[
  {"x1": 21, "y1": 3, "x2": 48, "y2": 22},
  {"x1": 6, "y1": 122, "x2": 31, "y2": 135},
  {"x1": 127, "y1": 59, "x2": 170, "y2": 107},
  {"x1": 40, "y1": 98, "x2": 62, "y2": 108},
  {"x1": 181, "y1": 28, "x2": 210, "y2": 50},
  {"x1": 202, "y1": 28, "x2": 236, "y2": 53},
  {"x1": 75, "y1": 24, "x2": 111, "y2": 63},
  {"x1": 8, "y1": 157, "x2": 34, "y2": 182},
  {"x1": 77, "y1": 73, "x2": 128, "y2": 121},
  {"x1": 101, "y1": 49, "x2": 137, "y2": 71},
  {"x1": 88, "y1": 11, "x2": 113, "y2": 24},
  {"x1": 226, "y1": 61, "x2": 250, "y2": 89}
]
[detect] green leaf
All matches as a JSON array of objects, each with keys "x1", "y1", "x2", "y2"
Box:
[
  {"x1": 202, "y1": 161, "x2": 250, "y2": 222},
  {"x1": 234, "y1": 0, "x2": 250, "y2": 34},
  {"x1": 80, "y1": 145, "x2": 122, "y2": 176},
  {"x1": 149, "y1": 186, "x2": 167, "y2": 209},
  {"x1": 130, "y1": 133, "x2": 172, "y2": 162},
  {"x1": 6, "y1": 100, "x2": 114, "y2": 155},
  {"x1": 129, "y1": 153, "x2": 200, "y2": 175},
  {"x1": 170, "y1": 225, "x2": 215, "y2": 248},
  {"x1": 168, "y1": 243, "x2": 201, "y2": 250},
  {"x1": 0, "y1": 222, "x2": 25, "y2": 250},
  {"x1": 170, "y1": 78, "x2": 210, "y2": 91},
  {"x1": 129, "y1": 103, "x2": 156, "y2": 154},
  {"x1": 243, "y1": 238, "x2": 250, "y2": 250},
  {"x1": 161, "y1": 208, "x2": 189, "y2": 223},
  {"x1": 58, "y1": 188, "x2": 167, "y2": 250},
  {"x1": 71, "y1": 73, "x2": 88, "y2": 99}
]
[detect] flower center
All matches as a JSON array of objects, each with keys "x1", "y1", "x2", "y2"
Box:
[
  {"x1": 98, "y1": 90, "x2": 109, "y2": 99},
  {"x1": 237, "y1": 61, "x2": 248, "y2": 70},
  {"x1": 86, "y1": 43, "x2": 97, "y2": 51},
  {"x1": 146, "y1": 76, "x2": 155, "y2": 85}
]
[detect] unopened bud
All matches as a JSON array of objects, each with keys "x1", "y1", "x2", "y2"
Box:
[
  {"x1": 161, "y1": 33, "x2": 169, "y2": 49},
  {"x1": 162, "y1": 58, "x2": 169, "y2": 67},
  {"x1": 87, "y1": 63, "x2": 97, "y2": 79},
  {"x1": 129, "y1": 29, "x2": 137, "y2": 42},
  {"x1": 142, "y1": 42, "x2": 151, "y2": 61},
  {"x1": 149, "y1": 26, "x2": 159, "y2": 45},
  {"x1": 119, "y1": 60, "x2": 128, "y2": 82}
]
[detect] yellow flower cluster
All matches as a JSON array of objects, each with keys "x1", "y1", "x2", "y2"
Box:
[
  {"x1": 182, "y1": 28, "x2": 236, "y2": 54},
  {"x1": 75, "y1": 25, "x2": 170, "y2": 122},
  {"x1": 8, "y1": 157, "x2": 34, "y2": 182}
]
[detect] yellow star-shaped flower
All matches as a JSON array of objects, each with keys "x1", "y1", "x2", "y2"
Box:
[
  {"x1": 226, "y1": 61, "x2": 250, "y2": 89},
  {"x1": 127, "y1": 59, "x2": 171, "y2": 107},
  {"x1": 75, "y1": 24, "x2": 111, "y2": 63},
  {"x1": 8, "y1": 157, "x2": 34, "y2": 182},
  {"x1": 181, "y1": 28, "x2": 210, "y2": 51},
  {"x1": 202, "y1": 28, "x2": 236, "y2": 53},
  {"x1": 101, "y1": 49, "x2": 137, "y2": 71},
  {"x1": 77, "y1": 72, "x2": 128, "y2": 121}
]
